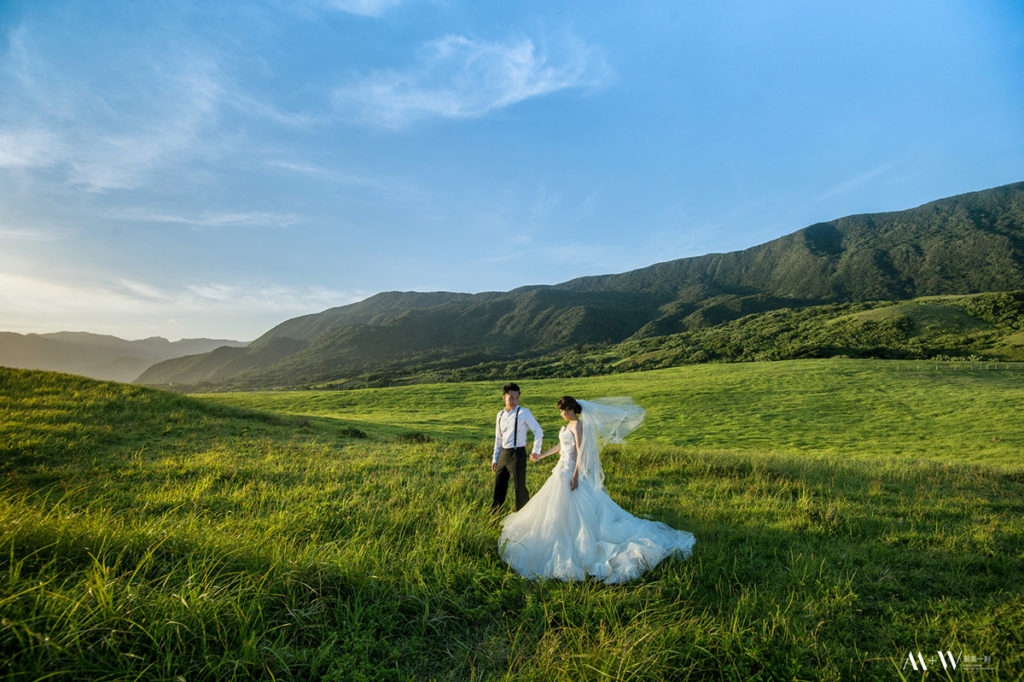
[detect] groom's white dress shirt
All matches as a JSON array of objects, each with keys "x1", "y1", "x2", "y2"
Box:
[{"x1": 493, "y1": 406, "x2": 543, "y2": 464}]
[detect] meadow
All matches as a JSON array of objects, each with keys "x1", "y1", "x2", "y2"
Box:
[{"x1": 1, "y1": 360, "x2": 1022, "y2": 680}]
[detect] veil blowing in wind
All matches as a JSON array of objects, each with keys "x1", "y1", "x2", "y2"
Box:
[
  {"x1": 575, "y1": 397, "x2": 646, "y2": 486},
  {"x1": 499, "y1": 395, "x2": 694, "y2": 584}
]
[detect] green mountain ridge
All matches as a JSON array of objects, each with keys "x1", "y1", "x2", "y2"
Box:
[
  {"x1": 138, "y1": 181, "x2": 1024, "y2": 390},
  {"x1": 495, "y1": 291, "x2": 1024, "y2": 384},
  {"x1": 285, "y1": 290, "x2": 1022, "y2": 388}
]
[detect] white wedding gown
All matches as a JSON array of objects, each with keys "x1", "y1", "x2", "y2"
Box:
[{"x1": 499, "y1": 418, "x2": 695, "y2": 584}]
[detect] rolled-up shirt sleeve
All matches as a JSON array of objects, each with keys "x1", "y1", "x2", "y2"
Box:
[{"x1": 523, "y1": 409, "x2": 543, "y2": 455}]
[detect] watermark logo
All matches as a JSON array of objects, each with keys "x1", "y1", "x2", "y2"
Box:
[
  {"x1": 903, "y1": 651, "x2": 928, "y2": 671},
  {"x1": 899, "y1": 650, "x2": 994, "y2": 673},
  {"x1": 902, "y1": 651, "x2": 961, "y2": 671},
  {"x1": 937, "y1": 651, "x2": 962, "y2": 671}
]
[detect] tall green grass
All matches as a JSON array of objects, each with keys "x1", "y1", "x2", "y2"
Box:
[{"x1": 1, "y1": 363, "x2": 1021, "y2": 680}]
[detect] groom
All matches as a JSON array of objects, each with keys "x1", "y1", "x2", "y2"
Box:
[{"x1": 491, "y1": 382, "x2": 543, "y2": 513}]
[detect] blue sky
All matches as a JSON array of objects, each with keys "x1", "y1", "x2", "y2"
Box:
[{"x1": 1, "y1": 0, "x2": 1022, "y2": 341}]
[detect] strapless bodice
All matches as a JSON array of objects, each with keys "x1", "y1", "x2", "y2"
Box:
[{"x1": 556, "y1": 426, "x2": 578, "y2": 473}]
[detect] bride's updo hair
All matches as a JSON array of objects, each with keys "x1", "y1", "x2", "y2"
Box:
[{"x1": 557, "y1": 396, "x2": 582, "y2": 414}]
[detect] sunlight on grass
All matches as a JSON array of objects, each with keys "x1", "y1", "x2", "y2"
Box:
[
  {"x1": 1, "y1": 363, "x2": 1021, "y2": 679},
  {"x1": 202, "y1": 359, "x2": 1024, "y2": 468}
]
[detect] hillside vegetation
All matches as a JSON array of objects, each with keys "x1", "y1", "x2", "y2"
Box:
[
  {"x1": 299, "y1": 290, "x2": 1024, "y2": 388},
  {"x1": 138, "y1": 181, "x2": 1024, "y2": 391},
  {"x1": 2, "y1": 364, "x2": 1022, "y2": 679}
]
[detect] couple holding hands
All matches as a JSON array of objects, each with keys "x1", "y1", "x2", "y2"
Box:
[{"x1": 490, "y1": 382, "x2": 694, "y2": 584}]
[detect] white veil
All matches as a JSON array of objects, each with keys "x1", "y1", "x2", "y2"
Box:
[{"x1": 576, "y1": 397, "x2": 646, "y2": 486}]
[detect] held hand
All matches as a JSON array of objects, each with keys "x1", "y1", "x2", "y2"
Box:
[
  {"x1": 530, "y1": 453, "x2": 540, "y2": 462},
  {"x1": 569, "y1": 473, "x2": 578, "y2": 491}
]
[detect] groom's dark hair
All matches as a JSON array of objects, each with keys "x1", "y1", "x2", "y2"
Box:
[{"x1": 503, "y1": 382, "x2": 521, "y2": 395}]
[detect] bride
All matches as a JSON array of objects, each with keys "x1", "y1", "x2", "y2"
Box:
[{"x1": 498, "y1": 396, "x2": 695, "y2": 584}]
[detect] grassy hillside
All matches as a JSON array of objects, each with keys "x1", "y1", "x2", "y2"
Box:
[{"x1": 2, "y1": 364, "x2": 1022, "y2": 679}]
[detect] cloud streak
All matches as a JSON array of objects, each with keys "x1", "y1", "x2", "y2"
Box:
[
  {"x1": 333, "y1": 32, "x2": 614, "y2": 129},
  {"x1": 319, "y1": 0, "x2": 411, "y2": 17},
  {"x1": 816, "y1": 163, "x2": 895, "y2": 202},
  {"x1": 111, "y1": 208, "x2": 302, "y2": 230},
  {"x1": 0, "y1": 128, "x2": 64, "y2": 168},
  {"x1": 0, "y1": 268, "x2": 366, "y2": 339},
  {"x1": 264, "y1": 159, "x2": 405, "y2": 192},
  {"x1": 1, "y1": 24, "x2": 229, "y2": 191},
  {"x1": 1, "y1": 20, "x2": 338, "y2": 193},
  {"x1": 0, "y1": 223, "x2": 61, "y2": 241}
]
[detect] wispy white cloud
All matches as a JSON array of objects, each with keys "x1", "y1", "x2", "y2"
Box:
[
  {"x1": 816, "y1": 163, "x2": 895, "y2": 202},
  {"x1": 1, "y1": 21, "x2": 330, "y2": 193},
  {"x1": 265, "y1": 159, "x2": 330, "y2": 176},
  {"x1": 0, "y1": 268, "x2": 367, "y2": 339},
  {"x1": 263, "y1": 159, "x2": 437, "y2": 212},
  {"x1": 69, "y1": 65, "x2": 224, "y2": 191},
  {"x1": 264, "y1": 159, "x2": 398, "y2": 191},
  {"x1": 333, "y1": 32, "x2": 614, "y2": 129},
  {"x1": 184, "y1": 283, "x2": 360, "y2": 311},
  {"x1": 319, "y1": 0, "x2": 411, "y2": 18},
  {"x1": 110, "y1": 207, "x2": 301, "y2": 229},
  {"x1": 111, "y1": 278, "x2": 178, "y2": 303},
  {"x1": 1, "y1": 23, "x2": 226, "y2": 191},
  {"x1": 1, "y1": 20, "x2": 277, "y2": 193},
  {"x1": 272, "y1": 0, "x2": 418, "y2": 22},
  {"x1": 0, "y1": 128, "x2": 64, "y2": 168},
  {"x1": 570, "y1": 190, "x2": 600, "y2": 224},
  {"x1": 527, "y1": 185, "x2": 562, "y2": 228},
  {"x1": 0, "y1": 223, "x2": 61, "y2": 241},
  {"x1": 224, "y1": 92, "x2": 324, "y2": 129}
]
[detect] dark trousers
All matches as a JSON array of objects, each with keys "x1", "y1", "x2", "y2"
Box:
[{"x1": 492, "y1": 447, "x2": 529, "y2": 512}]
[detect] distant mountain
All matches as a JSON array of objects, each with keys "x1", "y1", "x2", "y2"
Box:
[
  {"x1": 0, "y1": 332, "x2": 248, "y2": 382},
  {"x1": 139, "y1": 181, "x2": 1024, "y2": 390}
]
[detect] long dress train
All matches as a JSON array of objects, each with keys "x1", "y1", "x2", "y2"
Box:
[{"x1": 498, "y1": 400, "x2": 694, "y2": 584}]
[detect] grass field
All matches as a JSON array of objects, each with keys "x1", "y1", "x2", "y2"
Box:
[
  {"x1": 203, "y1": 359, "x2": 1023, "y2": 467},
  {"x1": 1, "y1": 360, "x2": 1022, "y2": 680}
]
